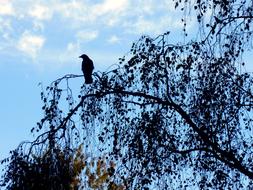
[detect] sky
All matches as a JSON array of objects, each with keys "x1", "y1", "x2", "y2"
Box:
[
  {"x1": 0, "y1": 0, "x2": 253, "y2": 170},
  {"x1": 0, "y1": 0, "x2": 191, "y2": 163}
]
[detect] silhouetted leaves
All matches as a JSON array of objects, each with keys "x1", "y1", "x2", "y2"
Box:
[{"x1": 1, "y1": 145, "x2": 85, "y2": 190}]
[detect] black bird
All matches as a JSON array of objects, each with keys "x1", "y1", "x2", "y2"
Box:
[{"x1": 79, "y1": 54, "x2": 94, "y2": 84}]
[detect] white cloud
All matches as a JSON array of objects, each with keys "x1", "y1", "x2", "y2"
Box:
[
  {"x1": 17, "y1": 31, "x2": 45, "y2": 58},
  {"x1": 32, "y1": 21, "x2": 44, "y2": 31},
  {"x1": 55, "y1": 1, "x2": 90, "y2": 21},
  {"x1": 132, "y1": 18, "x2": 154, "y2": 33},
  {"x1": 54, "y1": 0, "x2": 128, "y2": 27},
  {"x1": 0, "y1": 0, "x2": 190, "y2": 68},
  {"x1": 29, "y1": 4, "x2": 52, "y2": 20},
  {"x1": 107, "y1": 35, "x2": 120, "y2": 44},
  {"x1": 66, "y1": 42, "x2": 81, "y2": 55},
  {"x1": 12, "y1": 0, "x2": 178, "y2": 34},
  {"x1": 76, "y1": 30, "x2": 98, "y2": 42},
  {"x1": 93, "y1": 0, "x2": 128, "y2": 16},
  {"x1": 0, "y1": 1, "x2": 14, "y2": 15},
  {"x1": 123, "y1": 13, "x2": 183, "y2": 35},
  {"x1": 106, "y1": 17, "x2": 119, "y2": 26},
  {"x1": 127, "y1": 0, "x2": 156, "y2": 15},
  {"x1": 0, "y1": 17, "x2": 12, "y2": 31},
  {"x1": 92, "y1": 0, "x2": 128, "y2": 27}
]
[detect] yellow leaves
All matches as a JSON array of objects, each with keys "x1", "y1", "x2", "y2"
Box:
[
  {"x1": 70, "y1": 144, "x2": 86, "y2": 189},
  {"x1": 73, "y1": 145, "x2": 86, "y2": 176},
  {"x1": 108, "y1": 182, "x2": 126, "y2": 190},
  {"x1": 84, "y1": 156, "x2": 126, "y2": 190},
  {"x1": 35, "y1": 144, "x2": 125, "y2": 189},
  {"x1": 86, "y1": 167, "x2": 91, "y2": 176},
  {"x1": 73, "y1": 158, "x2": 85, "y2": 176},
  {"x1": 70, "y1": 178, "x2": 81, "y2": 190},
  {"x1": 96, "y1": 159, "x2": 106, "y2": 176},
  {"x1": 89, "y1": 173, "x2": 109, "y2": 189},
  {"x1": 86, "y1": 158, "x2": 109, "y2": 189},
  {"x1": 75, "y1": 144, "x2": 86, "y2": 161}
]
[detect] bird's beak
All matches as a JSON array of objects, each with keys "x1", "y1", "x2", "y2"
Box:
[{"x1": 79, "y1": 55, "x2": 82, "y2": 58}]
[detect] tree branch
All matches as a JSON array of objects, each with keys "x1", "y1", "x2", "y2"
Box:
[{"x1": 29, "y1": 87, "x2": 253, "y2": 179}]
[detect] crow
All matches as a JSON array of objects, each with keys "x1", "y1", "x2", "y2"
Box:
[{"x1": 79, "y1": 54, "x2": 94, "y2": 84}]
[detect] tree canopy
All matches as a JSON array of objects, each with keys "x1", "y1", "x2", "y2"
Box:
[{"x1": 1, "y1": 0, "x2": 253, "y2": 189}]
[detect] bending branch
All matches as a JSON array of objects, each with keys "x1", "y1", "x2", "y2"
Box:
[{"x1": 31, "y1": 88, "x2": 253, "y2": 179}]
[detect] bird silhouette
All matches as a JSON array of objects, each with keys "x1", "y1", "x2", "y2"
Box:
[{"x1": 79, "y1": 54, "x2": 94, "y2": 84}]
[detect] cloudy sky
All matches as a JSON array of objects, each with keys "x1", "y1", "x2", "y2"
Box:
[
  {"x1": 0, "y1": 0, "x2": 191, "y2": 162},
  {"x1": 0, "y1": 0, "x2": 186, "y2": 70}
]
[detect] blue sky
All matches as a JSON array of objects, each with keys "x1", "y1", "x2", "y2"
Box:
[
  {"x1": 0, "y1": 0, "x2": 253, "y2": 164},
  {"x1": 0, "y1": 0, "x2": 190, "y2": 161}
]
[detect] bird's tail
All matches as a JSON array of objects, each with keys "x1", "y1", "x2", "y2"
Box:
[{"x1": 85, "y1": 76, "x2": 93, "y2": 84}]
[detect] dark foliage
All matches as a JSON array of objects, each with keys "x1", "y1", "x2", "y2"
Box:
[{"x1": 1, "y1": 146, "x2": 81, "y2": 190}]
